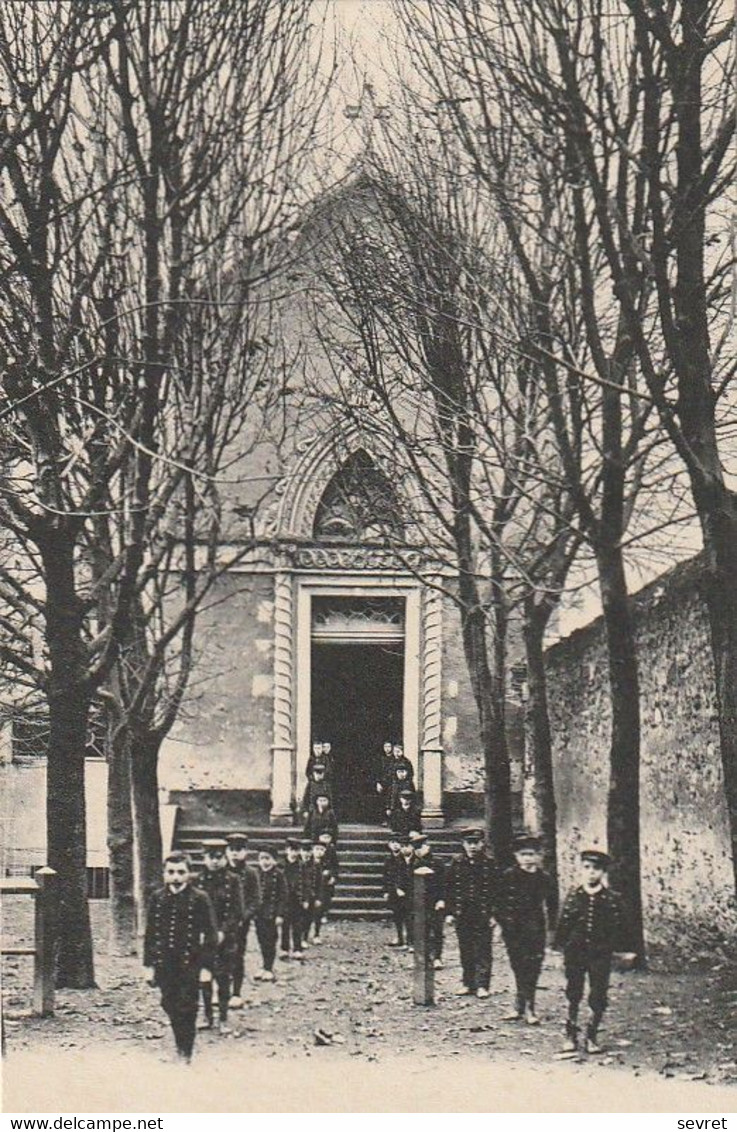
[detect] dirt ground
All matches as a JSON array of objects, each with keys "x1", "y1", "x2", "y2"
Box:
[{"x1": 2, "y1": 901, "x2": 736, "y2": 1112}]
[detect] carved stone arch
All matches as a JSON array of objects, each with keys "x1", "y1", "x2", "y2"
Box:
[{"x1": 273, "y1": 424, "x2": 422, "y2": 542}]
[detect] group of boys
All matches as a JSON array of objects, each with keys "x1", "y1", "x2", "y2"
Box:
[
  {"x1": 143, "y1": 829, "x2": 338, "y2": 1062},
  {"x1": 382, "y1": 827, "x2": 628, "y2": 1055},
  {"x1": 376, "y1": 741, "x2": 423, "y2": 832}
]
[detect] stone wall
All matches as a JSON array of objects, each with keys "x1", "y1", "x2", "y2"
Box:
[
  {"x1": 545, "y1": 558, "x2": 736, "y2": 948},
  {"x1": 160, "y1": 573, "x2": 275, "y2": 797}
]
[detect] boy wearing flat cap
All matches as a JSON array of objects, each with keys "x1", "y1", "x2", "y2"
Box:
[
  {"x1": 382, "y1": 835, "x2": 409, "y2": 947},
  {"x1": 253, "y1": 847, "x2": 287, "y2": 981},
  {"x1": 196, "y1": 838, "x2": 245, "y2": 1033},
  {"x1": 225, "y1": 833, "x2": 261, "y2": 1007},
  {"x1": 280, "y1": 837, "x2": 308, "y2": 960},
  {"x1": 555, "y1": 848, "x2": 626, "y2": 1053},
  {"x1": 391, "y1": 787, "x2": 423, "y2": 838},
  {"x1": 311, "y1": 839, "x2": 336, "y2": 943},
  {"x1": 498, "y1": 833, "x2": 558, "y2": 1024},
  {"x1": 412, "y1": 832, "x2": 446, "y2": 968},
  {"x1": 445, "y1": 827, "x2": 500, "y2": 998},
  {"x1": 143, "y1": 852, "x2": 218, "y2": 1062}
]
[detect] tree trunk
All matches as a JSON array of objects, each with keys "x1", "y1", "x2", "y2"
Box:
[
  {"x1": 106, "y1": 724, "x2": 136, "y2": 955},
  {"x1": 522, "y1": 598, "x2": 559, "y2": 911},
  {"x1": 130, "y1": 728, "x2": 164, "y2": 945},
  {"x1": 596, "y1": 542, "x2": 645, "y2": 965},
  {"x1": 42, "y1": 531, "x2": 96, "y2": 988}
]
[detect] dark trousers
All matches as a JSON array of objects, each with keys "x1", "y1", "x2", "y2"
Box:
[
  {"x1": 201, "y1": 940, "x2": 233, "y2": 1022},
  {"x1": 505, "y1": 936, "x2": 544, "y2": 1010},
  {"x1": 301, "y1": 902, "x2": 314, "y2": 941},
  {"x1": 564, "y1": 950, "x2": 612, "y2": 1034},
  {"x1": 281, "y1": 903, "x2": 304, "y2": 952},
  {"x1": 232, "y1": 920, "x2": 252, "y2": 997},
  {"x1": 156, "y1": 963, "x2": 199, "y2": 1059},
  {"x1": 387, "y1": 895, "x2": 407, "y2": 943},
  {"x1": 201, "y1": 972, "x2": 230, "y2": 1024},
  {"x1": 313, "y1": 893, "x2": 332, "y2": 937},
  {"x1": 255, "y1": 917, "x2": 278, "y2": 971},
  {"x1": 456, "y1": 916, "x2": 492, "y2": 991}
]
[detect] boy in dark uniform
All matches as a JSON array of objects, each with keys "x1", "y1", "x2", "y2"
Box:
[
  {"x1": 555, "y1": 848, "x2": 626, "y2": 1053},
  {"x1": 300, "y1": 763, "x2": 333, "y2": 820},
  {"x1": 311, "y1": 839, "x2": 336, "y2": 943},
  {"x1": 397, "y1": 837, "x2": 416, "y2": 949},
  {"x1": 304, "y1": 793, "x2": 339, "y2": 843},
  {"x1": 306, "y1": 740, "x2": 327, "y2": 778},
  {"x1": 445, "y1": 827, "x2": 499, "y2": 998},
  {"x1": 412, "y1": 832, "x2": 446, "y2": 969},
  {"x1": 382, "y1": 835, "x2": 408, "y2": 947},
  {"x1": 280, "y1": 837, "x2": 307, "y2": 960},
  {"x1": 391, "y1": 787, "x2": 423, "y2": 837},
  {"x1": 143, "y1": 851, "x2": 218, "y2": 1062},
  {"x1": 196, "y1": 838, "x2": 245, "y2": 1032},
  {"x1": 498, "y1": 833, "x2": 558, "y2": 1025},
  {"x1": 225, "y1": 832, "x2": 261, "y2": 1008},
  {"x1": 316, "y1": 828, "x2": 340, "y2": 881},
  {"x1": 298, "y1": 838, "x2": 317, "y2": 946},
  {"x1": 253, "y1": 847, "x2": 287, "y2": 982},
  {"x1": 383, "y1": 746, "x2": 415, "y2": 820}
]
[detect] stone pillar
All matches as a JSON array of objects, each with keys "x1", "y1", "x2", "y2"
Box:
[
  {"x1": 421, "y1": 580, "x2": 444, "y2": 827},
  {"x1": 270, "y1": 569, "x2": 295, "y2": 825}
]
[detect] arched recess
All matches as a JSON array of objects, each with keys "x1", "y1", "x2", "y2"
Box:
[{"x1": 271, "y1": 424, "x2": 423, "y2": 543}]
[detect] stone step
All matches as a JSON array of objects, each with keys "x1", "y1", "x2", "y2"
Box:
[{"x1": 174, "y1": 821, "x2": 464, "y2": 919}]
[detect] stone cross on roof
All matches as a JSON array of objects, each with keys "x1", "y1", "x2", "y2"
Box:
[{"x1": 344, "y1": 80, "x2": 390, "y2": 146}]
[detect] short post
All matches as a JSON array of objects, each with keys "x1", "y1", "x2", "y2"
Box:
[
  {"x1": 33, "y1": 867, "x2": 58, "y2": 1016},
  {"x1": 412, "y1": 867, "x2": 435, "y2": 1006}
]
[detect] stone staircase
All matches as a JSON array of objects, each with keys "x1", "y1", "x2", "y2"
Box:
[{"x1": 174, "y1": 821, "x2": 465, "y2": 920}]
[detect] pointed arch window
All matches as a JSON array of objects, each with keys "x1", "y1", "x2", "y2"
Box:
[{"x1": 313, "y1": 450, "x2": 404, "y2": 543}]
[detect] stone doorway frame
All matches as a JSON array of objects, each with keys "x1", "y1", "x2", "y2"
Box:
[{"x1": 270, "y1": 564, "x2": 444, "y2": 826}]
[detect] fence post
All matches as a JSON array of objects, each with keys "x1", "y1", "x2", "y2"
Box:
[
  {"x1": 412, "y1": 867, "x2": 435, "y2": 1006},
  {"x1": 33, "y1": 867, "x2": 58, "y2": 1016}
]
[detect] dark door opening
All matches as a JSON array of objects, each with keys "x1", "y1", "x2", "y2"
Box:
[{"x1": 311, "y1": 641, "x2": 404, "y2": 823}]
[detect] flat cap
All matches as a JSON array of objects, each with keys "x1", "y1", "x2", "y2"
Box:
[
  {"x1": 201, "y1": 838, "x2": 228, "y2": 851},
  {"x1": 399, "y1": 787, "x2": 415, "y2": 798},
  {"x1": 513, "y1": 833, "x2": 542, "y2": 852},
  {"x1": 285, "y1": 837, "x2": 301, "y2": 850},
  {"x1": 460, "y1": 826, "x2": 484, "y2": 842},
  {"x1": 408, "y1": 830, "x2": 427, "y2": 845},
  {"x1": 581, "y1": 848, "x2": 610, "y2": 868},
  {"x1": 226, "y1": 833, "x2": 249, "y2": 847}
]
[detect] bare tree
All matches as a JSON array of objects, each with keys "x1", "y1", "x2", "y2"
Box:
[
  {"x1": 392, "y1": 0, "x2": 712, "y2": 961},
  {"x1": 0, "y1": 0, "x2": 329, "y2": 984}
]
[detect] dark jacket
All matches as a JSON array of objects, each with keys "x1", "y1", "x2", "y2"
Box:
[
  {"x1": 498, "y1": 866, "x2": 557, "y2": 944},
  {"x1": 281, "y1": 858, "x2": 311, "y2": 906},
  {"x1": 256, "y1": 866, "x2": 288, "y2": 921},
  {"x1": 196, "y1": 867, "x2": 245, "y2": 942},
  {"x1": 144, "y1": 885, "x2": 218, "y2": 972},
  {"x1": 306, "y1": 752, "x2": 334, "y2": 779},
  {"x1": 301, "y1": 777, "x2": 334, "y2": 813},
  {"x1": 228, "y1": 862, "x2": 261, "y2": 922},
  {"x1": 313, "y1": 860, "x2": 337, "y2": 905},
  {"x1": 445, "y1": 852, "x2": 499, "y2": 921},
  {"x1": 304, "y1": 808, "x2": 339, "y2": 844},
  {"x1": 382, "y1": 755, "x2": 415, "y2": 792},
  {"x1": 299, "y1": 857, "x2": 318, "y2": 904},
  {"x1": 382, "y1": 850, "x2": 410, "y2": 902},
  {"x1": 554, "y1": 885, "x2": 626, "y2": 956},
  {"x1": 390, "y1": 803, "x2": 423, "y2": 837}
]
